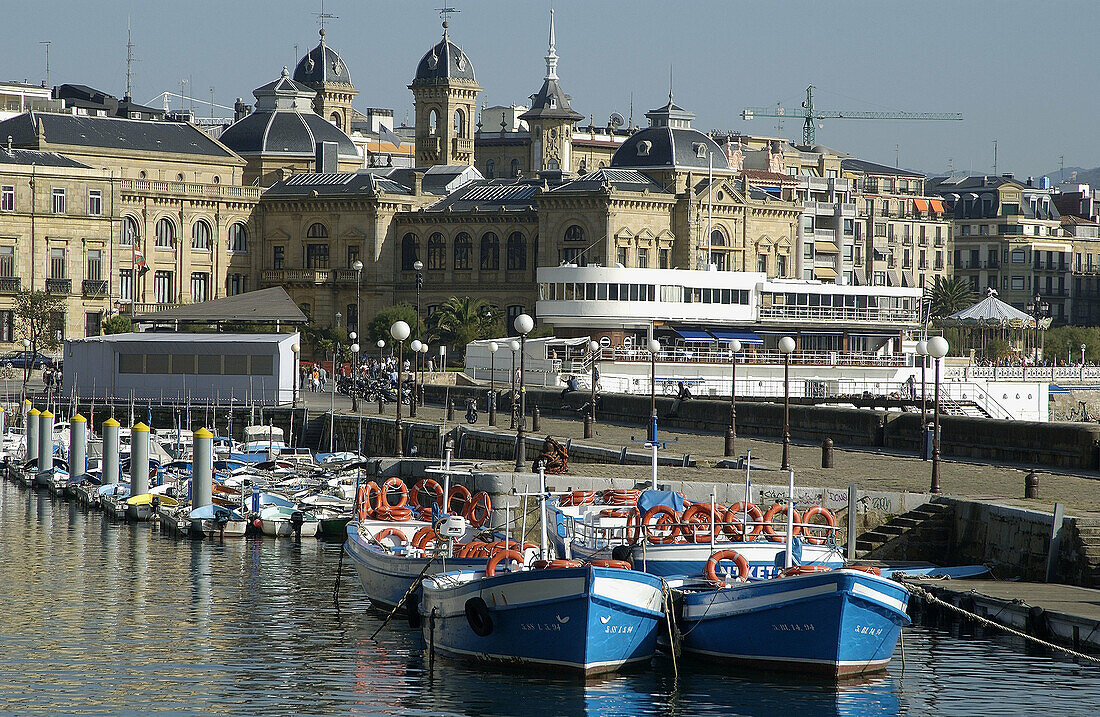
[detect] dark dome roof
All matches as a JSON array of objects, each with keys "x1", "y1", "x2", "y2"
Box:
[
  {"x1": 293, "y1": 31, "x2": 353, "y2": 87},
  {"x1": 611, "y1": 126, "x2": 730, "y2": 171},
  {"x1": 413, "y1": 37, "x2": 477, "y2": 84},
  {"x1": 219, "y1": 110, "x2": 358, "y2": 159}
]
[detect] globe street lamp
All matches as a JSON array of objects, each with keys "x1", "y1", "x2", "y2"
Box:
[
  {"x1": 488, "y1": 341, "x2": 499, "y2": 426},
  {"x1": 725, "y1": 338, "x2": 742, "y2": 457},
  {"x1": 376, "y1": 339, "x2": 386, "y2": 414},
  {"x1": 648, "y1": 338, "x2": 661, "y2": 442},
  {"x1": 413, "y1": 259, "x2": 424, "y2": 393},
  {"x1": 514, "y1": 313, "x2": 534, "y2": 471},
  {"x1": 927, "y1": 335, "x2": 949, "y2": 494},
  {"x1": 21, "y1": 338, "x2": 30, "y2": 403},
  {"x1": 390, "y1": 320, "x2": 411, "y2": 457},
  {"x1": 778, "y1": 336, "x2": 796, "y2": 471},
  {"x1": 916, "y1": 339, "x2": 928, "y2": 459},
  {"x1": 509, "y1": 339, "x2": 520, "y2": 429},
  {"x1": 291, "y1": 343, "x2": 300, "y2": 407},
  {"x1": 1081, "y1": 343, "x2": 1087, "y2": 381},
  {"x1": 348, "y1": 332, "x2": 358, "y2": 413},
  {"x1": 409, "y1": 339, "x2": 423, "y2": 417},
  {"x1": 419, "y1": 342, "x2": 429, "y2": 406},
  {"x1": 588, "y1": 339, "x2": 600, "y2": 427},
  {"x1": 352, "y1": 258, "x2": 364, "y2": 344}
]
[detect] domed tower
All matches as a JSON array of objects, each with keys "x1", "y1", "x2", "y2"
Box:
[
  {"x1": 409, "y1": 20, "x2": 481, "y2": 167},
  {"x1": 293, "y1": 28, "x2": 358, "y2": 135},
  {"x1": 520, "y1": 10, "x2": 583, "y2": 173}
]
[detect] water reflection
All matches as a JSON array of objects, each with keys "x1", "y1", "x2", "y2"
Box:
[{"x1": 0, "y1": 480, "x2": 1096, "y2": 716}]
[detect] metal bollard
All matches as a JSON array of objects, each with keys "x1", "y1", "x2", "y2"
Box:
[
  {"x1": 447, "y1": 400, "x2": 455, "y2": 422},
  {"x1": 419, "y1": 384, "x2": 425, "y2": 407},
  {"x1": 821, "y1": 438, "x2": 834, "y2": 468},
  {"x1": 532, "y1": 405, "x2": 541, "y2": 432},
  {"x1": 724, "y1": 427, "x2": 734, "y2": 458},
  {"x1": 1025, "y1": 470, "x2": 1039, "y2": 499},
  {"x1": 378, "y1": 392, "x2": 384, "y2": 415},
  {"x1": 583, "y1": 412, "x2": 592, "y2": 439},
  {"x1": 488, "y1": 390, "x2": 497, "y2": 426}
]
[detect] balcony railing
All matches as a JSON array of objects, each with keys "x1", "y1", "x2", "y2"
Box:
[
  {"x1": 0, "y1": 277, "x2": 20, "y2": 293},
  {"x1": 118, "y1": 301, "x2": 182, "y2": 316},
  {"x1": 452, "y1": 137, "x2": 474, "y2": 154},
  {"x1": 119, "y1": 179, "x2": 261, "y2": 201},
  {"x1": 261, "y1": 268, "x2": 330, "y2": 284},
  {"x1": 82, "y1": 279, "x2": 108, "y2": 297},
  {"x1": 758, "y1": 305, "x2": 919, "y2": 324},
  {"x1": 45, "y1": 278, "x2": 71, "y2": 295}
]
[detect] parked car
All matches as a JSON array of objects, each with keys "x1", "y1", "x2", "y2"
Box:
[{"x1": 0, "y1": 351, "x2": 55, "y2": 370}]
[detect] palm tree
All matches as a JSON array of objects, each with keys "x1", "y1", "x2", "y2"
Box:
[
  {"x1": 427, "y1": 296, "x2": 500, "y2": 360},
  {"x1": 927, "y1": 276, "x2": 975, "y2": 320}
]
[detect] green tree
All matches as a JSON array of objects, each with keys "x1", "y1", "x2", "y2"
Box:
[
  {"x1": 13, "y1": 290, "x2": 66, "y2": 396},
  {"x1": 927, "y1": 276, "x2": 975, "y2": 319},
  {"x1": 366, "y1": 303, "x2": 420, "y2": 346},
  {"x1": 1043, "y1": 326, "x2": 1100, "y2": 364},
  {"x1": 427, "y1": 296, "x2": 500, "y2": 360},
  {"x1": 102, "y1": 315, "x2": 132, "y2": 335}
]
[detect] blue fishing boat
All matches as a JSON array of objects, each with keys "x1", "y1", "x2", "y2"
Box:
[
  {"x1": 420, "y1": 562, "x2": 665, "y2": 675},
  {"x1": 674, "y1": 565, "x2": 910, "y2": 678}
]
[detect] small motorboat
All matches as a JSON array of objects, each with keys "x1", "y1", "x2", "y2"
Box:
[
  {"x1": 188, "y1": 503, "x2": 248, "y2": 538},
  {"x1": 257, "y1": 504, "x2": 318, "y2": 538}
]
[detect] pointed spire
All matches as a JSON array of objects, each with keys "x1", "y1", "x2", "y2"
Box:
[
  {"x1": 669, "y1": 64, "x2": 674, "y2": 104},
  {"x1": 545, "y1": 9, "x2": 558, "y2": 80}
]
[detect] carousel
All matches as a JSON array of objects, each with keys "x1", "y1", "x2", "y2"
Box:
[{"x1": 938, "y1": 288, "x2": 1047, "y2": 361}]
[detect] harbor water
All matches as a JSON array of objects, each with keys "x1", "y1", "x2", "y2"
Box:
[{"x1": 1, "y1": 480, "x2": 1096, "y2": 717}]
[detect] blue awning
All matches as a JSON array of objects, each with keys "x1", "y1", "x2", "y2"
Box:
[
  {"x1": 673, "y1": 327, "x2": 716, "y2": 342},
  {"x1": 708, "y1": 329, "x2": 764, "y2": 345}
]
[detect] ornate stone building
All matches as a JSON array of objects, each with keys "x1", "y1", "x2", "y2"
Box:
[{"x1": 410, "y1": 22, "x2": 481, "y2": 168}]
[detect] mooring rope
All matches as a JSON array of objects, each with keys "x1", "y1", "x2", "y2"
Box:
[
  {"x1": 369, "y1": 552, "x2": 440, "y2": 640},
  {"x1": 904, "y1": 582, "x2": 1100, "y2": 664}
]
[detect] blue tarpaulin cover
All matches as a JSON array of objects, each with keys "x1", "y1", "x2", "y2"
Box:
[{"x1": 637, "y1": 490, "x2": 686, "y2": 515}]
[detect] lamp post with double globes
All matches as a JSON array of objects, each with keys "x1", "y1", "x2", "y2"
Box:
[
  {"x1": 725, "y1": 338, "x2": 742, "y2": 457},
  {"x1": 916, "y1": 339, "x2": 928, "y2": 459},
  {"x1": 409, "y1": 339, "x2": 422, "y2": 417},
  {"x1": 514, "y1": 313, "x2": 534, "y2": 471},
  {"x1": 779, "y1": 336, "x2": 796, "y2": 471},
  {"x1": 648, "y1": 338, "x2": 661, "y2": 442},
  {"x1": 509, "y1": 339, "x2": 520, "y2": 429},
  {"x1": 413, "y1": 259, "x2": 424, "y2": 384},
  {"x1": 488, "y1": 341, "x2": 499, "y2": 426},
  {"x1": 927, "y1": 336, "x2": 949, "y2": 494},
  {"x1": 390, "y1": 320, "x2": 411, "y2": 457}
]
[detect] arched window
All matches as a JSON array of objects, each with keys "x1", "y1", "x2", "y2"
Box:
[
  {"x1": 507, "y1": 232, "x2": 526, "y2": 271},
  {"x1": 485, "y1": 159, "x2": 495, "y2": 179},
  {"x1": 710, "y1": 228, "x2": 727, "y2": 246},
  {"x1": 564, "y1": 224, "x2": 585, "y2": 243},
  {"x1": 122, "y1": 215, "x2": 139, "y2": 246},
  {"x1": 480, "y1": 232, "x2": 500, "y2": 270},
  {"x1": 228, "y1": 222, "x2": 248, "y2": 253},
  {"x1": 427, "y1": 232, "x2": 446, "y2": 270},
  {"x1": 191, "y1": 219, "x2": 211, "y2": 250},
  {"x1": 400, "y1": 233, "x2": 419, "y2": 271},
  {"x1": 329, "y1": 112, "x2": 341, "y2": 126},
  {"x1": 306, "y1": 222, "x2": 328, "y2": 239},
  {"x1": 428, "y1": 109, "x2": 439, "y2": 136},
  {"x1": 510, "y1": 158, "x2": 519, "y2": 177},
  {"x1": 155, "y1": 217, "x2": 175, "y2": 248},
  {"x1": 453, "y1": 232, "x2": 472, "y2": 269},
  {"x1": 454, "y1": 108, "x2": 466, "y2": 137}
]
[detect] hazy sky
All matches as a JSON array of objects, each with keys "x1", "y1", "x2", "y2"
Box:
[{"x1": 5, "y1": 0, "x2": 1098, "y2": 179}]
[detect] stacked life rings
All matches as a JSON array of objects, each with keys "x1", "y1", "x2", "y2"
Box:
[
  {"x1": 722, "y1": 502, "x2": 764, "y2": 541},
  {"x1": 374, "y1": 527, "x2": 408, "y2": 549},
  {"x1": 558, "y1": 490, "x2": 596, "y2": 507},
  {"x1": 356, "y1": 481, "x2": 382, "y2": 522},
  {"x1": 762, "y1": 502, "x2": 803, "y2": 543},
  {"x1": 680, "y1": 502, "x2": 727, "y2": 543}
]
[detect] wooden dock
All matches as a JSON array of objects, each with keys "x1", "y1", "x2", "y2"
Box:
[{"x1": 904, "y1": 577, "x2": 1100, "y2": 654}]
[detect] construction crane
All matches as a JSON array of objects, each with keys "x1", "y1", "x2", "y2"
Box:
[{"x1": 741, "y1": 84, "x2": 962, "y2": 146}]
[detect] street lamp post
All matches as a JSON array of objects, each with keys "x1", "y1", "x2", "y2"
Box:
[
  {"x1": 928, "y1": 336, "x2": 949, "y2": 494},
  {"x1": 409, "y1": 339, "x2": 422, "y2": 418},
  {"x1": 413, "y1": 259, "x2": 424, "y2": 400},
  {"x1": 376, "y1": 339, "x2": 385, "y2": 414},
  {"x1": 291, "y1": 343, "x2": 300, "y2": 407},
  {"x1": 779, "y1": 336, "x2": 796, "y2": 471},
  {"x1": 588, "y1": 339, "x2": 600, "y2": 425},
  {"x1": 348, "y1": 332, "x2": 358, "y2": 413},
  {"x1": 330, "y1": 312, "x2": 341, "y2": 453},
  {"x1": 1081, "y1": 343, "x2": 1087, "y2": 381},
  {"x1": 514, "y1": 314, "x2": 534, "y2": 471},
  {"x1": 1027, "y1": 293, "x2": 1049, "y2": 362},
  {"x1": 916, "y1": 339, "x2": 928, "y2": 459},
  {"x1": 20, "y1": 338, "x2": 29, "y2": 404},
  {"x1": 419, "y1": 343, "x2": 429, "y2": 406},
  {"x1": 488, "y1": 341, "x2": 499, "y2": 426},
  {"x1": 352, "y1": 258, "x2": 363, "y2": 340},
  {"x1": 390, "y1": 320, "x2": 411, "y2": 457},
  {"x1": 724, "y1": 338, "x2": 742, "y2": 457},
  {"x1": 509, "y1": 340, "x2": 519, "y2": 429},
  {"x1": 648, "y1": 338, "x2": 661, "y2": 443}
]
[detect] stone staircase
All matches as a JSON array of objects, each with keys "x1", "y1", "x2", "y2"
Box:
[
  {"x1": 855, "y1": 501, "x2": 954, "y2": 562},
  {"x1": 939, "y1": 396, "x2": 991, "y2": 419},
  {"x1": 300, "y1": 410, "x2": 328, "y2": 450}
]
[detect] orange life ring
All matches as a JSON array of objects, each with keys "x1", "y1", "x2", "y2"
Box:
[
  {"x1": 375, "y1": 527, "x2": 408, "y2": 548},
  {"x1": 762, "y1": 502, "x2": 803, "y2": 543},
  {"x1": 485, "y1": 549, "x2": 524, "y2": 577},
  {"x1": 412, "y1": 526, "x2": 439, "y2": 549},
  {"x1": 602, "y1": 489, "x2": 640, "y2": 506},
  {"x1": 356, "y1": 481, "x2": 382, "y2": 522},
  {"x1": 464, "y1": 491, "x2": 492, "y2": 528},
  {"x1": 625, "y1": 508, "x2": 642, "y2": 544},
  {"x1": 681, "y1": 503, "x2": 726, "y2": 543},
  {"x1": 447, "y1": 485, "x2": 472, "y2": 515},
  {"x1": 410, "y1": 478, "x2": 444, "y2": 511},
  {"x1": 559, "y1": 490, "x2": 596, "y2": 507},
  {"x1": 704, "y1": 549, "x2": 750, "y2": 585},
  {"x1": 845, "y1": 565, "x2": 882, "y2": 576},
  {"x1": 587, "y1": 559, "x2": 631, "y2": 570},
  {"x1": 723, "y1": 502, "x2": 764, "y2": 540},
  {"x1": 800, "y1": 506, "x2": 838, "y2": 545},
  {"x1": 381, "y1": 477, "x2": 408, "y2": 509},
  {"x1": 599, "y1": 508, "x2": 630, "y2": 518},
  {"x1": 375, "y1": 506, "x2": 414, "y2": 522},
  {"x1": 642, "y1": 505, "x2": 682, "y2": 544},
  {"x1": 779, "y1": 565, "x2": 833, "y2": 578},
  {"x1": 531, "y1": 559, "x2": 583, "y2": 569}
]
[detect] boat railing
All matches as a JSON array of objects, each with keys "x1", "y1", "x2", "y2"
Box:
[{"x1": 591, "y1": 347, "x2": 908, "y2": 368}]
